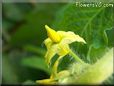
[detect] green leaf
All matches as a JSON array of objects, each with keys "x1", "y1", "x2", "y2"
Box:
[
  {"x1": 21, "y1": 56, "x2": 51, "y2": 74},
  {"x1": 53, "y1": 4, "x2": 113, "y2": 63},
  {"x1": 106, "y1": 28, "x2": 114, "y2": 47},
  {"x1": 52, "y1": 3, "x2": 113, "y2": 84}
]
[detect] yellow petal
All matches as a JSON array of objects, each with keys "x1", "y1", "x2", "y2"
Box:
[
  {"x1": 44, "y1": 38, "x2": 58, "y2": 65},
  {"x1": 58, "y1": 31, "x2": 86, "y2": 44},
  {"x1": 45, "y1": 25, "x2": 61, "y2": 43},
  {"x1": 57, "y1": 44, "x2": 70, "y2": 56},
  {"x1": 45, "y1": 44, "x2": 58, "y2": 65},
  {"x1": 36, "y1": 79, "x2": 56, "y2": 84},
  {"x1": 44, "y1": 38, "x2": 53, "y2": 49}
]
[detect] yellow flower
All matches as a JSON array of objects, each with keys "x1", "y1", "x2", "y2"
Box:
[
  {"x1": 44, "y1": 25, "x2": 86, "y2": 65},
  {"x1": 36, "y1": 25, "x2": 86, "y2": 85}
]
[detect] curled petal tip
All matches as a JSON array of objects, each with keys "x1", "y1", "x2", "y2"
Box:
[
  {"x1": 83, "y1": 40, "x2": 86, "y2": 44},
  {"x1": 45, "y1": 25, "x2": 50, "y2": 31}
]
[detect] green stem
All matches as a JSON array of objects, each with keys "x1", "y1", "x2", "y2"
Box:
[
  {"x1": 69, "y1": 49, "x2": 85, "y2": 64},
  {"x1": 52, "y1": 56, "x2": 63, "y2": 77}
]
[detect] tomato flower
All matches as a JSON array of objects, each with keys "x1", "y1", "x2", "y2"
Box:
[
  {"x1": 44, "y1": 25, "x2": 86, "y2": 65},
  {"x1": 36, "y1": 25, "x2": 86, "y2": 84}
]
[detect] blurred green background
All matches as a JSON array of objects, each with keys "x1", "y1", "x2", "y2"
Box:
[
  {"x1": 2, "y1": 3, "x2": 66, "y2": 84},
  {"x1": 2, "y1": 2, "x2": 114, "y2": 85}
]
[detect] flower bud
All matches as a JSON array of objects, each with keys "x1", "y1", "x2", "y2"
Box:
[{"x1": 45, "y1": 25, "x2": 61, "y2": 43}]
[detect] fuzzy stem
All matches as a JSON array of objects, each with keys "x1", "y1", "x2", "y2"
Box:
[
  {"x1": 61, "y1": 48, "x2": 113, "y2": 84},
  {"x1": 69, "y1": 49, "x2": 85, "y2": 64}
]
